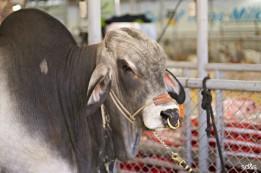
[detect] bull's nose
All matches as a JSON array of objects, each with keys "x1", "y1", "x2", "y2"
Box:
[{"x1": 160, "y1": 108, "x2": 180, "y2": 130}]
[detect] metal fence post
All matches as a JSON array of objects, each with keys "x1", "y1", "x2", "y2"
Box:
[
  {"x1": 114, "y1": 0, "x2": 121, "y2": 16},
  {"x1": 215, "y1": 70, "x2": 225, "y2": 173},
  {"x1": 183, "y1": 69, "x2": 193, "y2": 166},
  {"x1": 197, "y1": 0, "x2": 209, "y2": 172},
  {"x1": 87, "y1": 0, "x2": 102, "y2": 44}
]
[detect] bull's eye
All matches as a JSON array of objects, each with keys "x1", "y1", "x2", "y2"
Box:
[
  {"x1": 118, "y1": 59, "x2": 139, "y2": 80},
  {"x1": 122, "y1": 64, "x2": 134, "y2": 74}
]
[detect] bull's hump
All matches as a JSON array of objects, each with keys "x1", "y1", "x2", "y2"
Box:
[
  {"x1": 0, "y1": 8, "x2": 76, "y2": 46},
  {"x1": 0, "y1": 8, "x2": 78, "y2": 93},
  {"x1": 0, "y1": 9, "x2": 77, "y2": 71}
]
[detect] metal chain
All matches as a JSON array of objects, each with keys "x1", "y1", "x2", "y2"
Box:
[
  {"x1": 153, "y1": 131, "x2": 171, "y2": 150},
  {"x1": 153, "y1": 130, "x2": 194, "y2": 173}
]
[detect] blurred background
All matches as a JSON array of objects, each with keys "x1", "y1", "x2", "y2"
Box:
[{"x1": 1, "y1": 0, "x2": 260, "y2": 64}]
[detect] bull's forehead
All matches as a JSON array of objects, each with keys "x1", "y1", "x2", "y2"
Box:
[
  {"x1": 116, "y1": 39, "x2": 167, "y2": 75},
  {"x1": 104, "y1": 28, "x2": 167, "y2": 71}
]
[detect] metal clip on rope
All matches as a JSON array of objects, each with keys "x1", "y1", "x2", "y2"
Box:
[
  {"x1": 153, "y1": 131, "x2": 194, "y2": 173},
  {"x1": 171, "y1": 152, "x2": 193, "y2": 173}
]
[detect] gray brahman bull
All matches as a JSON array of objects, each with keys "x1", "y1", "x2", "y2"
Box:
[{"x1": 0, "y1": 9, "x2": 185, "y2": 173}]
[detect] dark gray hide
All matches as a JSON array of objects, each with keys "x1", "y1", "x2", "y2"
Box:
[{"x1": 0, "y1": 9, "x2": 114, "y2": 173}]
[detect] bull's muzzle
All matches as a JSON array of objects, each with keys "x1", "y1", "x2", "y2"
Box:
[{"x1": 160, "y1": 108, "x2": 180, "y2": 129}]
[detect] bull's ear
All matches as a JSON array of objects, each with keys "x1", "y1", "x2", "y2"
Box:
[{"x1": 87, "y1": 64, "x2": 112, "y2": 107}]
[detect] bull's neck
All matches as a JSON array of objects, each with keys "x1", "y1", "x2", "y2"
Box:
[
  {"x1": 60, "y1": 44, "x2": 98, "y2": 114},
  {"x1": 59, "y1": 44, "x2": 115, "y2": 172}
]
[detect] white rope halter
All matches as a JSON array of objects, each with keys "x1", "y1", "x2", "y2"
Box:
[
  {"x1": 109, "y1": 90, "x2": 153, "y2": 124},
  {"x1": 109, "y1": 90, "x2": 176, "y2": 125}
]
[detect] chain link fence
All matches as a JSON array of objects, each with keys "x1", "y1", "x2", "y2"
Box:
[{"x1": 119, "y1": 87, "x2": 260, "y2": 173}]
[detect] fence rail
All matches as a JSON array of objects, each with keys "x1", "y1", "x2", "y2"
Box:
[
  {"x1": 178, "y1": 78, "x2": 261, "y2": 91},
  {"x1": 167, "y1": 61, "x2": 261, "y2": 72}
]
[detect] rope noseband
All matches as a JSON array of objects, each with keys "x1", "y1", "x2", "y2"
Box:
[
  {"x1": 109, "y1": 90, "x2": 179, "y2": 125},
  {"x1": 109, "y1": 90, "x2": 153, "y2": 124}
]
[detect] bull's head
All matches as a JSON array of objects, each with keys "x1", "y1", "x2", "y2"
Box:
[{"x1": 86, "y1": 28, "x2": 185, "y2": 161}]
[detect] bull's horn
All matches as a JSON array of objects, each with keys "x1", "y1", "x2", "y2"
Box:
[{"x1": 166, "y1": 69, "x2": 186, "y2": 104}]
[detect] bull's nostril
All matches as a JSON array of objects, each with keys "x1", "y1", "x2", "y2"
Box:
[
  {"x1": 161, "y1": 108, "x2": 180, "y2": 130},
  {"x1": 160, "y1": 108, "x2": 178, "y2": 118},
  {"x1": 160, "y1": 110, "x2": 168, "y2": 119}
]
